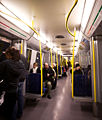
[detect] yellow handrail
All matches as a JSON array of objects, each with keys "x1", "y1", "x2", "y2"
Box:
[
  {"x1": 60, "y1": 55, "x2": 62, "y2": 76},
  {"x1": 39, "y1": 38, "x2": 43, "y2": 96},
  {"x1": 65, "y1": 0, "x2": 78, "y2": 98},
  {"x1": 0, "y1": 10, "x2": 40, "y2": 36},
  {"x1": 66, "y1": 58, "x2": 68, "y2": 65},
  {"x1": 0, "y1": 9, "x2": 43, "y2": 97},
  {"x1": 50, "y1": 49, "x2": 53, "y2": 68},
  {"x1": 56, "y1": 52, "x2": 58, "y2": 79},
  {"x1": 65, "y1": 0, "x2": 78, "y2": 37},
  {"x1": 20, "y1": 41, "x2": 23, "y2": 54},
  {"x1": 72, "y1": 30, "x2": 76, "y2": 98},
  {"x1": 92, "y1": 39, "x2": 96, "y2": 102}
]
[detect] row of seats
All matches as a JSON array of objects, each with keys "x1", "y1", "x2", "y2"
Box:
[{"x1": 74, "y1": 75, "x2": 92, "y2": 97}]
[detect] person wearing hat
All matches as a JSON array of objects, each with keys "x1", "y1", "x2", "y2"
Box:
[{"x1": 74, "y1": 63, "x2": 82, "y2": 75}]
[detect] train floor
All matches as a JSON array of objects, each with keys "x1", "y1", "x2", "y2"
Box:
[{"x1": 21, "y1": 73, "x2": 100, "y2": 120}]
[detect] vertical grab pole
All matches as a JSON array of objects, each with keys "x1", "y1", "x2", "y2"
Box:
[
  {"x1": 72, "y1": 30, "x2": 76, "y2": 98},
  {"x1": 50, "y1": 48, "x2": 53, "y2": 68},
  {"x1": 92, "y1": 38, "x2": 96, "y2": 103},
  {"x1": 66, "y1": 58, "x2": 67, "y2": 65},
  {"x1": 56, "y1": 52, "x2": 58, "y2": 79},
  {"x1": 39, "y1": 37, "x2": 43, "y2": 96},
  {"x1": 20, "y1": 40, "x2": 23, "y2": 54},
  {"x1": 62, "y1": 56, "x2": 63, "y2": 75},
  {"x1": 60, "y1": 55, "x2": 62, "y2": 76}
]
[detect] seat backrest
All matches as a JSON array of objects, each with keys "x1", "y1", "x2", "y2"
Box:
[{"x1": 26, "y1": 73, "x2": 41, "y2": 94}]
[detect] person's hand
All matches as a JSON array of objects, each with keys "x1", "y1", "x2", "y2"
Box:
[{"x1": 47, "y1": 73, "x2": 50, "y2": 77}]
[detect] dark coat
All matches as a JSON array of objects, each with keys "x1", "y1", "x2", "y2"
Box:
[
  {"x1": 0, "y1": 59, "x2": 27, "y2": 93},
  {"x1": 43, "y1": 66, "x2": 54, "y2": 82},
  {"x1": 70, "y1": 69, "x2": 82, "y2": 75},
  {"x1": 74, "y1": 69, "x2": 82, "y2": 75},
  {"x1": 20, "y1": 54, "x2": 29, "y2": 70},
  {"x1": 30, "y1": 67, "x2": 41, "y2": 73}
]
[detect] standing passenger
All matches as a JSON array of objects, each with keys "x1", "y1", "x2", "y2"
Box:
[
  {"x1": 52, "y1": 63, "x2": 57, "y2": 89},
  {"x1": 0, "y1": 47, "x2": 26, "y2": 120},
  {"x1": 16, "y1": 55, "x2": 28, "y2": 119},
  {"x1": 10, "y1": 46, "x2": 28, "y2": 119}
]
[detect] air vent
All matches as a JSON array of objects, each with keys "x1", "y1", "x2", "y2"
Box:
[
  {"x1": 55, "y1": 35, "x2": 65, "y2": 38},
  {"x1": 61, "y1": 43, "x2": 67, "y2": 46}
]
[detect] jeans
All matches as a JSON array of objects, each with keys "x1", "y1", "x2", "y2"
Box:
[{"x1": 17, "y1": 82, "x2": 24, "y2": 117}]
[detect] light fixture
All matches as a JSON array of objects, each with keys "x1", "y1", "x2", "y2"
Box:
[
  {"x1": 0, "y1": 4, "x2": 31, "y2": 33},
  {"x1": 81, "y1": 0, "x2": 95, "y2": 32},
  {"x1": 75, "y1": 31, "x2": 79, "y2": 40}
]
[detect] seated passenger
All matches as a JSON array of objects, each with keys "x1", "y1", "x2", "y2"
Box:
[
  {"x1": 43, "y1": 63, "x2": 53, "y2": 99},
  {"x1": 30, "y1": 62, "x2": 40, "y2": 73}
]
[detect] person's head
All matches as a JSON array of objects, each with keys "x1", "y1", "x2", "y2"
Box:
[
  {"x1": 5, "y1": 47, "x2": 20, "y2": 61},
  {"x1": 33, "y1": 62, "x2": 38, "y2": 68},
  {"x1": 53, "y1": 63, "x2": 56, "y2": 68},
  {"x1": 66, "y1": 64, "x2": 68, "y2": 67},
  {"x1": 44, "y1": 63, "x2": 49, "y2": 69},
  {"x1": 88, "y1": 65, "x2": 91, "y2": 70},
  {"x1": 76, "y1": 63, "x2": 81, "y2": 70}
]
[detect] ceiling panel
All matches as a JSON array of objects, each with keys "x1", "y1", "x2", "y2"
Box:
[{"x1": 1, "y1": 0, "x2": 85, "y2": 55}]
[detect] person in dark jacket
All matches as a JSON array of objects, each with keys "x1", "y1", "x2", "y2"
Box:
[
  {"x1": 52, "y1": 63, "x2": 57, "y2": 89},
  {"x1": 20, "y1": 54, "x2": 29, "y2": 70},
  {"x1": 8, "y1": 46, "x2": 28, "y2": 119},
  {"x1": 0, "y1": 47, "x2": 26, "y2": 120},
  {"x1": 16, "y1": 55, "x2": 28, "y2": 119},
  {"x1": 43, "y1": 63, "x2": 54, "y2": 99},
  {"x1": 74, "y1": 63, "x2": 82, "y2": 75},
  {"x1": 70, "y1": 63, "x2": 82, "y2": 75}
]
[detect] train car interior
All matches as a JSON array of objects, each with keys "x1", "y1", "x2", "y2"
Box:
[{"x1": 0, "y1": 0, "x2": 102, "y2": 120}]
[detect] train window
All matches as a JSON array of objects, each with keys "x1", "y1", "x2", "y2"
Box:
[
  {"x1": 36, "y1": 52, "x2": 40, "y2": 67},
  {"x1": 26, "y1": 49, "x2": 32, "y2": 69},
  {"x1": 0, "y1": 39, "x2": 10, "y2": 56}
]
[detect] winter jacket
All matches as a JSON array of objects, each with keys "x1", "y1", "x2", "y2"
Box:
[{"x1": 0, "y1": 59, "x2": 27, "y2": 93}]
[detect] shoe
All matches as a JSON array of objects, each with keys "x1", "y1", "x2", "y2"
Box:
[
  {"x1": 17, "y1": 115, "x2": 22, "y2": 119},
  {"x1": 47, "y1": 95, "x2": 52, "y2": 99},
  {"x1": 42, "y1": 94, "x2": 46, "y2": 98}
]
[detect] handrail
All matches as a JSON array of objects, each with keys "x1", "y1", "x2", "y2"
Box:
[
  {"x1": 50, "y1": 49, "x2": 53, "y2": 68},
  {"x1": 20, "y1": 40, "x2": 23, "y2": 54},
  {"x1": 92, "y1": 38, "x2": 96, "y2": 103},
  {"x1": 56, "y1": 52, "x2": 58, "y2": 79},
  {"x1": 65, "y1": 0, "x2": 78, "y2": 37},
  {"x1": 0, "y1": 5, "x2": 43, "y2": 96},
  {"x1": 65, "y1": 0, "x2": 78, "y2": 98},
  {"x1": 0, "y1": 10, "x2": 40, "y2": 36}
]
